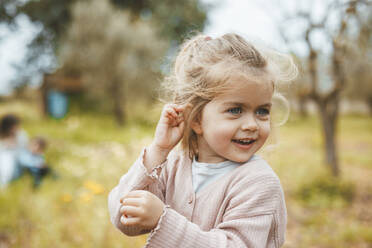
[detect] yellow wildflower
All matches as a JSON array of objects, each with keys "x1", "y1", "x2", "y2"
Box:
[
  {"x1": 83, "y1": 180, "x2": 105, "y2": 195},
  {"x1": 80, "y1": 192, "x2": 93, "y2": 203},
  {"x1": 61, "y1": 193, "x2": 73, "y2": 203}
]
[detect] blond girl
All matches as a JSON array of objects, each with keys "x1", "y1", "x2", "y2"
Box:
[{"x1": 108, "y1": 33, "x2": 297, "y2": 247}]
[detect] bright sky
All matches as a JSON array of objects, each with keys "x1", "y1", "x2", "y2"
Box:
[
  {"x1": 0, "y1": 0, "x2": 309, "y2": 95},
  {"x1": 203, "y1": 0, "x2": 286, "y2": 49},
  {"x1": 0, "y1": 15, "x2": 38, "y2": 95}
]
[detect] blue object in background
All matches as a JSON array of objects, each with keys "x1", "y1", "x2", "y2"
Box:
[{"x1": 47, "y1": 90, "x2": 69, "y2": 119}]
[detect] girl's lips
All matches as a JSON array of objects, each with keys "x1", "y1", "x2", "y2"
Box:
[
  {"x1": 232, "y1": 139, "x2": 256, "y2": 144},
  {"x1": 231, "y1": 139, "x2": 256, "y2": 149}
]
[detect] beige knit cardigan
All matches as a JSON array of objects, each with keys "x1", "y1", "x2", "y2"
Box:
[{"x1": 108, "y1": 148, "x2": 287, "y2": 248}]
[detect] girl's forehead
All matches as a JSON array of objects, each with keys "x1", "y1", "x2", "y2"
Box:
[
  {"x1": 212, "y1": 77, "x2": 273, "y2": 105},
  {"x1": 225, "y1": 76, "x2": 273, "y2": 95}
]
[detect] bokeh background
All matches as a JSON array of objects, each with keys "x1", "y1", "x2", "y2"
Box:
[{"x1": 0, "y1": 0, "x2": 371, "y2": 247}]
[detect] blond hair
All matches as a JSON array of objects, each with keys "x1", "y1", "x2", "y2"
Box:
[{"x1": 162, "y1": 33, "x2": 297, "y2": 158}]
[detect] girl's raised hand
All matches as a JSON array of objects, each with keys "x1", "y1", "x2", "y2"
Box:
[
  {"x1": 144, "y1": 104, "x2": 190, "y2": 171},
  {"x1": 152, "y1": 104, "x2": 189, "y2": 153},
  {"x1": 119, "y1": 190, "x2": 165, "y2": 230}
]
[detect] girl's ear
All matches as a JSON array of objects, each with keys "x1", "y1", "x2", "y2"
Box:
[{"x1": 190, "y1": 116, "x2": 203, "y2": 135}]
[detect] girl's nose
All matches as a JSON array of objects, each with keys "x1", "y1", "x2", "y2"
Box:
[{"x1": 241, "y1": 116, "x2": 258, "y2": 132}]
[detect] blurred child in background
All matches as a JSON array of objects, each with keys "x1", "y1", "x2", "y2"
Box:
[{"x1": 18, "y1": 136, "x2": 55, "y2": 188}]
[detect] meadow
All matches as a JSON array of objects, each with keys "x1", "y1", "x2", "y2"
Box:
[{"x1": 0, "y1": 99, "x2": 371, "y2": 248}]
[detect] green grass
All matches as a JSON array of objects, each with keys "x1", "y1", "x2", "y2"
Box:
[{"x1": 0, "y1": 99, "x2": 371, "y2": 248}]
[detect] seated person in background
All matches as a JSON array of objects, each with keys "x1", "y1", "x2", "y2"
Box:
[
  {"x1": 0, "y1": 114, "x2": 28, "y2": 188},
  {"x1": 18, "y1": 136, "x2": 53, "y2": 188}
]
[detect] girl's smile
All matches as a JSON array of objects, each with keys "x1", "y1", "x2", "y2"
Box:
[
  {"x1": 231, "y1": 138, "x2": 257, "y2": 149},
  {"x1": 191, "y1": 76, "x2": 273, "y2": 163}
]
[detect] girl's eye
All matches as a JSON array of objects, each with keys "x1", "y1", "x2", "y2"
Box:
[
  {"x1": 227, "y1": 107, "x2": 242, "y2": 115},
  {"x1": 256, "y1": 108, "x2": 270, "y2": 116}
]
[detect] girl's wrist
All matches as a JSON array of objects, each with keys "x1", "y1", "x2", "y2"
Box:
[
  {"x1": 143, "y1": 143, "x2": 171, "y2": 171},
  {"x1": 148, "y1": 143, "x2": 171, "y2": 159}
]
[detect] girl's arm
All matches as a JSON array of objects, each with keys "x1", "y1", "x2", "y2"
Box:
[
  {"x1": 108, "y1": 104, "x2": 188, "y2": 236},
  {"x1": 107, "y1": 147, "x2": 169, "y2": 236}
]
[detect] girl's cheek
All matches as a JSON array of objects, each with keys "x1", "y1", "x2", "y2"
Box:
[{"x1": 261, "y1": 122, "x2": 271, "y2": 137}]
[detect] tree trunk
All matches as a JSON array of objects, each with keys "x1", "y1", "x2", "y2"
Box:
[
  {"x1": 368, "y1": 96, "x2": 372, "y2": 116},
  {"x1": 317, "y1": 97, "x2": 340, "y2": 177},
  {"x1": 40, "y1": 83, "x2": 49, "y2": 118},
  {"x1": 299, "y1": 95, "x2": 308, "y2": 118},
  {"x1": 111, "y1": 78, "x2": 125, "y2": 126}
]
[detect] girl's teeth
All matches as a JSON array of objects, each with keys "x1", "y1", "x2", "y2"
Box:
[{"x1": 234, "y1": 139, "x2": 255, "y2": 145}]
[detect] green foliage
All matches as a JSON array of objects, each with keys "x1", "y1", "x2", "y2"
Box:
[
  {"x1": 110, "y1": 0, "x2": 208, "y2": 44},
  {"x1": 0, "y1": 0, "x2": 208, "y2": 89},
  {"x1": 0, "y1": 0, "x2": 77, "y2": 86},
  {"x1": 60, "y1": 0, "x2": 168, "y2": 124},
  {"x1": 296, "y1": 174, "x2": 356, "y2": 208}
]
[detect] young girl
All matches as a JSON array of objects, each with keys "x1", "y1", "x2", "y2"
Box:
[{"x1": 108, "y1": 33, "x2": 297, "y2": 247}]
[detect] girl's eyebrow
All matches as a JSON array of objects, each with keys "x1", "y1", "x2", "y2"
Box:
[
  {"x1": 221, "y1": 102, "x2": 243, "y2": 107},
  {"x1": 259, "y1": 103, "x2": 272, "y2": 108}
]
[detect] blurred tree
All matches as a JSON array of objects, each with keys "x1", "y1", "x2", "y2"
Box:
[
  {"x1": 110, "y1": 0, "x2": 208, "y2": 44},
  {"x1": 0, "y1": 0, "x2": 76, "y2": 82},
  {"x1": 0, "y1": 0, "x2": 208, "y2": 99},
  {"x1": 0, "y1": 0, "x2": 22, "y2": 24},
  {"x1": 60, "y1": 0, "x2": 167, "y2": 125},
  {"x1": 344, "y1": 10, "x2": 372, "y2": 114},
  {"x1": 272, "y1": 0, "x2": 370, "y2": 176},
  {"x1": 291, "y1": 55, "x2": 311, "y2": 117}
]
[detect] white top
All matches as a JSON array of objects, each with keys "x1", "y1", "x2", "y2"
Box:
[
  {"x1": 192, "y1": 155, "x2": 260, "y2": 193},
  {"x1": 0, "y1": 130, "x2": 28, "y2": 187}
]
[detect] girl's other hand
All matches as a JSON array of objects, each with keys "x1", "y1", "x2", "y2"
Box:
[{"x1": 119, "y1": 190, "x2": 165, "y2": 230}]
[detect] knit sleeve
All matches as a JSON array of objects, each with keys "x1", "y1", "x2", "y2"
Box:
[
  {"x1": 145, "y1": 172, "x2": 287, "y2": 248},
  {"x1": 107, "y1": 147, "x2": 168, "y2": 236}
]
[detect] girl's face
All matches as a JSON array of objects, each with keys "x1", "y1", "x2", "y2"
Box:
[{"x1": 191, "y1": 76, "x2": 273, "y2": 163}]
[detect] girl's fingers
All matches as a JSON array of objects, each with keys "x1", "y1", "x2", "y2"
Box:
[
  {"x1": 122, "y1": 190, "x2": 147, "y2": 200},
  {"x1": 121, "y1": 197, "x2": 143, "y2": 207},
  {"x1": 120, "y1": 195, "x2": 141, "y2": 204},
  {"x1": 120, "y1": 205, "x2": 142, "y2": 216},
  {"x1": 163, "y1": 104, "x2": 178, "y2": 115},
  {"x1": 174, "y1": 103, "x2": 192, "y2": 112},
  {"x1": 167, "y1": 110, "x2": 178, "y2": 120},
  {"x1": 174, "y1": 104, "x2": 192, "y2": 120},
  {"x1": 164, "y1": 104, "x2": 190, "y2": 125},
  {"x1": 120, "y1": 215, "x2": 141, "y2": 226},
  {"x1": 165, "y1": 104, "x2": 191, "y2": 117},
  {"x1": 161, "y1": 104, "x2": 192, "y2": 127},
  {"x1": 129, "y1": 190, "x2": 147, "y2": 196}
]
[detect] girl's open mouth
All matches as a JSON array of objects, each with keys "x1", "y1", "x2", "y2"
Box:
[{"x1": 232, "y1": 139, "x2": 256, "y2": 145}]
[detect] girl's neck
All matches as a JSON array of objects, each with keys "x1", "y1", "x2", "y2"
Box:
[{"x1": 195, "y1": 154, "x2": 227, "y2": 164}]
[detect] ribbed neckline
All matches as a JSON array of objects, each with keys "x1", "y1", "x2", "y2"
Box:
[
  {"x1": 192, "y1": 155, "x2": 259, "y2": 170},
  {"x1": 192, "y1": 158, "x2": 240, "y2": 169}
]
